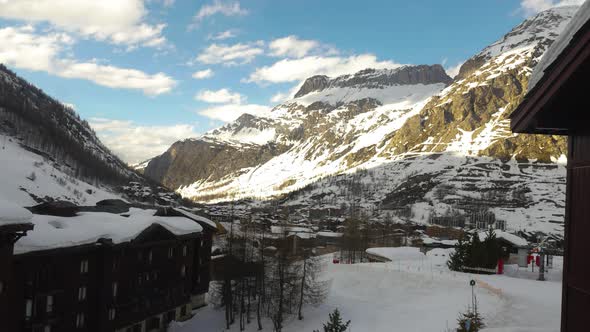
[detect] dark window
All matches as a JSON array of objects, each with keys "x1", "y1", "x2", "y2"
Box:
[
  {"x1": 0, "y1": 281, "x2": 4, "y2": 294},
  {"x1": 180, "y1": 305, "x2": 187, "y2": 316}
]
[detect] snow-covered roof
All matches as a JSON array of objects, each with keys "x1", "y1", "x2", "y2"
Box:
[
  {"x1": 528, "y1": 3, "x2": 589, "y2": 91},
  {"x1": 0, "y1": 199, "x2": 33, "y2": 226},
  {"x1": 173, "y1": 208, "x2": 217, "y2": 230},
  {"x1": 478, "y1": 230, "x2": 529, "y2": 247},
  {"x1": 14, "y1": 207, "x2": 202, "y2": 254},
  {"x1": 365, "y1": 247, "x2": 425, "y2": 261},
  {"x1": 316, "y1": 231, "x2": 343, "y2": 238}
]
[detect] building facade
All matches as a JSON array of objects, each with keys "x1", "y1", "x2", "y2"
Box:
[{"x1": 1, "y1": 204, "x2": 215, "y2": 332}]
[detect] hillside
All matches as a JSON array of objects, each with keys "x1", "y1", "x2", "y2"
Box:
[{"x1": 0, "y1": 65, "x2": 179, "y2": 206}]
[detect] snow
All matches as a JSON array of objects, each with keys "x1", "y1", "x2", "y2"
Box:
[
  {"x1": 173, "y1": 208, "x2": 217, "y2": 230},
  {"x1": 0, "y1": 134, "x2": 121, "y2": 206},
  {"x1": 171, "y1": 253, "x2": 562, "y2": 332},
  {"x1": 14, "y1": 208, "x2": 202, "y2": 254},
  {"x1": 365, "y1": 246, "x2": 426, "y2": 261},
  {"x1": 316, "y1": 231, "x2": 343, "y2": 238},
  {"x1": 529, "y1": 3, "x2": 589, "y2": 91},
  {"x1": 0, "y1": 199, "x2": 33, "y2": 225},
  {"x1": 478, "y1": 231, "x2": 529, "y2": 248}
]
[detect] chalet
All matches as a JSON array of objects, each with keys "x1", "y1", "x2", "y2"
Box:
[
  {"x1": 510, "y1": 2, "x2": 590, "y2": 330},
  {"x1": 0, "y1": 201, "x2": 215, "y2": 332}
]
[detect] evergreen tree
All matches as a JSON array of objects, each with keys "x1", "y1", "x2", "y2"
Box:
[
  {"x1": 314, "y1": 309, "x2": 351, "y2": 332},
  {"x1": 482, "y1": 228, "x2": 499, "y2": 269},
  {"x1": 457, "y1": 297, "x2": 484, "y2": 331},
  {"x1": 447, "y1": 233, "x2": 471, "y2": 271}
]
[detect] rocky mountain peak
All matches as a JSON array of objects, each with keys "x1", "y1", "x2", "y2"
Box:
[
  {"x1": 456, "y1": 5, "x2": 578, "y2": 80},
  {"x1": 294, "y1": 75, "x2": 330, "y2": 98},
  {"x1": 294, "y1": 65, "x2": 452, "y2": 98}
]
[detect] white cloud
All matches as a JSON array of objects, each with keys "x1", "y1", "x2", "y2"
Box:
[
  {"x1": 0, "y1": 0, "x2": 167, "y2": 48},
  {"x1": 196, "y1": 41, "x2": 264, "y2": 66},
  {"x1": 196, "y1": 88, "x2": 243, "y2": 104},
  {"x1": 90, "y1": 118, "x2": 198, "y2": 164},
  {"x1": 269, "y1": 35, "x2": 319, "y2": 58},
  {"x1": 192, "y1": 0, "x2": 248, "y2": 24},
  {"x1": 197, "y1": 103, "x2": 269, "y2": 122},
  {"x1": 0, "y1": 26, "x2": 176, "y2": 95},
  {"x1": 519, "y1": 0, "x2": 585, "y2": 16},
  {"x1": 209, "y1": 29, "x2": 238, "y2": 40},
  {"x1": 192, "y1": 69, "x2": 214, "y2": 79},
  {"x1": 445, "y1": 61, "x2": 464, "y2": 79},
  {"x1": 247, "y1": 54, "x2": 402, "y2": 84}
]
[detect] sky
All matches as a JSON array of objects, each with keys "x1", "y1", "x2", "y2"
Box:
[{"x1": 0, "y1": 0, "x2": 584, "y2": 164}]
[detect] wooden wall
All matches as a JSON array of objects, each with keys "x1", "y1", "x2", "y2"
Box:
[{"x1": 562, "y1": 135, "x2": 590, "y2": 331}]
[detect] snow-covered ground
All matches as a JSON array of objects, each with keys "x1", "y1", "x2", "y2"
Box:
[
  {"x1": 0, "y1": 134, "x2": 120, "y2": 206},
  {"x1": 170, "y1": 251, "x2": 562, "y2": 332}
]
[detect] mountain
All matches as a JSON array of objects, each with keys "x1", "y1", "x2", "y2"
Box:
[
  {"x1": 144, "y1": 6, "x2": 578, "y2": 234},
  {"x1": 0, "y1": 65, "x2": 179, "y2": 206}
]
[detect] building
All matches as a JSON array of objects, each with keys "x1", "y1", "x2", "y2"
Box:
[
  {"x1": 1, "y1": 201, "x2": 215, "y2": 332},
  {"x1": 510, "y1": 2, "x2": 590, "y2": 330},
  {"x1": 0, "y1": 200, "x2": 34, "y2": 332}
]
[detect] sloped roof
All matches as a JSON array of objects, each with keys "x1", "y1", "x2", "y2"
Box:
[{"x1": 15, "y1": 207, "x2": 202, "y2": 255}]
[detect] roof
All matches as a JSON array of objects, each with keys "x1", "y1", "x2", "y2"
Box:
[
  {"x1": 478, "y1": 230, "x2": 529, "y2": 247},
  {"x1": 172, "y1": 208, "x2": 218, "y2": 231},
  {"x1": 0, "y1": 199, "x2": 33, "y2": 226},
  {"x1": 317, "y1": 231, "x2": 343, "y2": 238},
  {"x1": 365, "y1": 247, "x2": 425, "y2": 262},
  {"x1": 14, "y1": 207, "x2": 202, "y2": 255},
  {"x1": 511, "y1": 3, "x2": 590, "y2": 134}
]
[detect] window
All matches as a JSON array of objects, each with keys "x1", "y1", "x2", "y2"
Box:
[
  {"x1": 182, "y1": 245, "x2": 188, "y2": 257},
  {"x1": 181, "y1": 265, "x2": 186, "y2": 277},
  {"x1": 0, "y1": 281, "x2": 4, "y2": 294},
  {"x1": 148, "y1": 250, "x2": 153, "y2": 264},
  {"x1": 80, "y1": 260, "x2": 89, "y2": 274},
  {"x1": 108, "y1": 308, "x2": 116, "y2": 321},
  {"x1": 112, "y1": 257, "x2": 119, "y2": 271},
  {"x1": 112, "y1": 282, "x2": 118, "y2": 298},
  {"x1": 78, "y1": 286, "x2": 87, "y2": 301},
  {"x1": 168, "y1": 247, "x2": 174, "y2": 258},
  {"x1": 25, "y1": 299, "x2": 33, "y2": 319},
  {"x1": 46, "y1": 295, "x2": 53, "y2": 313},
  {"x1": 180, "y1": 305, "x2": 187, "y2": 316},
  {"x1": 44, "y1": 325, "x2": 51, "y2": 332},
  {"x1": 76, "y1": 313, "x2": 85, "y2": 328}
]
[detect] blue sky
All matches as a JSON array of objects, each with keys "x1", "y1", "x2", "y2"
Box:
[{"x1": 0, "y1": 0, "x2": 577, "y2": 163}]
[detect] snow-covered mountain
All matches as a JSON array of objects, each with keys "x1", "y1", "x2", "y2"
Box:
[
  {"x1": 144, "y1": 6, "x2": 578, "y2": 234},
  {"x1": 0, "y1": 65, "x2": 180, "y2": 206}
]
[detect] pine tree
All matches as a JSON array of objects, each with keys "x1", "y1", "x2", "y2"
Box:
[
  {"x1": 448, "y1": 233, "x2": 471, "y2": 271},
  {"x1": 457, "y1": 297, "x2": 484, "y2": 331},
  {"x1": 314, "y1": 309, "x2": 351, "y2": 332}
]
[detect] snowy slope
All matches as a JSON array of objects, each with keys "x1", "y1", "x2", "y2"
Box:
[{"x1": 0, "y1": 133, "x2": 121, "y2": 206}]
